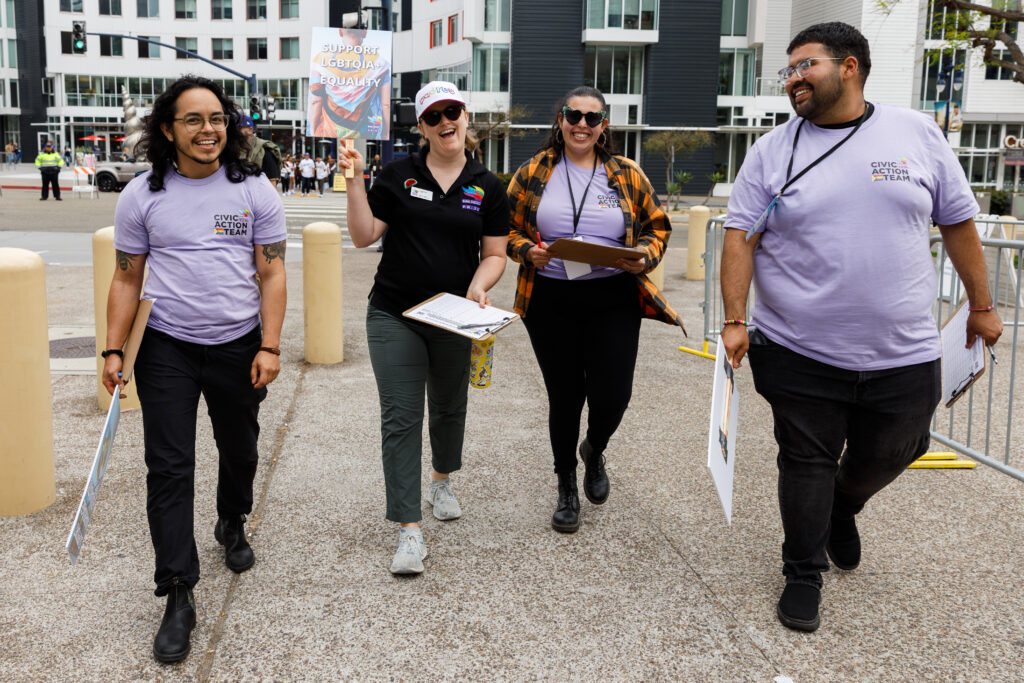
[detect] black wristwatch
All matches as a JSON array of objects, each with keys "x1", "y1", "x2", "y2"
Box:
[{"x1": 100, "y1": 349, "x2": 124, "y2": 359}]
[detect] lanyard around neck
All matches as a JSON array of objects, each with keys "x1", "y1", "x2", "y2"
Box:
[
  {"x1": 564, "y1": 155, "x2": 598, "y2": 237},
  {"x1": 781, "y1": 102, "x2": 872, "y2": 196}
]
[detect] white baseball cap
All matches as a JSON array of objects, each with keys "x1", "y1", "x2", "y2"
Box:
[{"x1": 415, "y1": 81, "x2": 466, "y2": 119}]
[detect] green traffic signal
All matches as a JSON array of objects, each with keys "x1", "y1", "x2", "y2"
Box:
[{"x1": 74, "y1": 40, "x2": 84, "y2": 50}]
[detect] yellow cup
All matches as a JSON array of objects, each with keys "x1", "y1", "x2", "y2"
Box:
[{"x1": 469, "y1": 335, "x2": 495, "y2": 389}]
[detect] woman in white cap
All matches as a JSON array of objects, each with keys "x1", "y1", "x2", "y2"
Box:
[{"x1": 338, "y1": 81, "x2": 509, "y2": 574}]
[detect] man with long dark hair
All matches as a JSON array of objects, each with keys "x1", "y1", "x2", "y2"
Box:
[{"x1": 101, "y1": 75, "x2": 287, "y2": 663}]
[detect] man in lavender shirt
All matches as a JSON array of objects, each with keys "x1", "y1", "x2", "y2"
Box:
[
  {"x1": 721, "y1": 23, "x2": 1002, "y2": 632},
  {"x1": 101, "y1": 76, "x2": 286, "y2": 663}
]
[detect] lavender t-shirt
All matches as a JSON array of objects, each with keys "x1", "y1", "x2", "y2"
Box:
[
  {"x1": 724, "y1": 103, "x2": 978, "y2": 370},
  {"x1": 114, "y1": 166, "x2": 287, "y2": 344},
  {"x1": 536, "y1": 158, "x2": 627, "y2": 280}
]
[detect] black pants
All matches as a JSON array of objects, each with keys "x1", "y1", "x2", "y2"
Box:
[
  {"x1": 301, "y1": 176, "x2": 313, "y2": 194},
  {"x1": 134, "y1": 327, "x2": 267, "y2": 596},
  {"x1": 40, "y1": 170, "x2": 60, "y2": 199},
  {"x1": 523, "y1": 273, "x2": 641, "y2": 473},
  {"x1": 747, "y1": 329, "x2": 941, "y2": 588}
]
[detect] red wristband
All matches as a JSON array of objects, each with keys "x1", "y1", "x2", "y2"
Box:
[{"x1": 968, "y1": 305, "x2": 994, "y2": 312}]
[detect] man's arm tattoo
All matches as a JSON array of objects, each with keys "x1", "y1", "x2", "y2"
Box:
[
  {"x1": 262, "y1": 240, "x2": 286, "y2": 264},
  {"x1": 116, "y1": 250, "x2": 138, "y2": 272}
]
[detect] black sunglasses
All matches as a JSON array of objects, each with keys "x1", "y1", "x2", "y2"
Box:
[
  {"x1": 420, "y1": 104, "x2": 465, "y2": 127},
  {"x1": 561, "y1": 106, "x2": 607, "y2": 127}
]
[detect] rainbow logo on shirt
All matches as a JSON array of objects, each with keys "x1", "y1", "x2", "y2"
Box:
[
  {"x1": 214, "y1": 227, "x2": 226, "y2": 235},
  {"x1": 871, "y1": 174, "x2": 886, "y2": 182},
  {"x1": 240, "y1": 208, "x2": 252, "y2": 217},
  {"x1": 462, "y1": 186, "x2": 484, "y2": 201}
]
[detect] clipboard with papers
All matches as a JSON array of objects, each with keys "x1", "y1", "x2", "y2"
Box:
[
  {"x1": 403, "y1": 293, "x2": 519, "y2": 340},
  {"x1": 545, "y1": 238, "x2": 646, "y2": 268},
  {"x1": 941, "y1": 300, "x2": 987, "y2": 407}
]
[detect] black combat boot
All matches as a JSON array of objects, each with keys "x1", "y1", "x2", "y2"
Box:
[
  {"x1": 153, "y1": 581, "x2": 196, "y2": 663},
  {"x1": 214, "y1": 514, "x2": 255, "y2": 573},
  {"x1": 580, "y1": 438, "x2": 609, "y2": 505},
  {"x1": 551, "y1": 470, "x2": 581, "y2": 533}
]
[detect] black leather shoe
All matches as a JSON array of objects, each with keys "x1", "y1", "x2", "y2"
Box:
[
  {"x1": 215, "y1": 514, "x2": 255, "y2": 573},
  {"x1": 551, "y1": 470, "x2": 580, "y2": 533},
  {"x1": 153, "y1": 582, "x2": 196, "y2": 663},
  {"x1": 776, "y1": 583, "x2": 821, "y2": 632},
  {"x1": 580, "y1": 439, "x2": 609, "y2": 505},
  {"x1": 826, "y1": 515, "x2": 861, "y2": 570}
]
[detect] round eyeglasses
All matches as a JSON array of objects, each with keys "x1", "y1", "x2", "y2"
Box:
[
  {"x1": 777, "y1": 57, "x2": 845, "y2": 85},
  {"x1": 173, "y1": 114, "x2": 231, "y2": 132}
]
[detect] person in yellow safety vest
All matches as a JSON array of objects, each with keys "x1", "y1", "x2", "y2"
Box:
[{"x1": 35, "y1": 141, "x2": 64, "y2": 201}]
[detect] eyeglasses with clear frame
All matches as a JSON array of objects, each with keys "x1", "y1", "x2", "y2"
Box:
[
  {"x1": 173, "y1": 114, "x2": 231, "y2": 132},
  {"x1": 777, "y1": 57, "x2": 845, "y2": 85}
]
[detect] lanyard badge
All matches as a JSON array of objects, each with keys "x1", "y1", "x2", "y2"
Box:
[{"x1": 747, "y1": 192, "x2": 780, "y2": 241}]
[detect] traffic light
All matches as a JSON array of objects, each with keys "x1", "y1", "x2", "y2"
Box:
[
  {"x1": 265, "y1": 96, "x2": 275, "y2": 121},
  {"x1": 72, "y1": 21, "x2": 86, "y2": 54},
  {"x1": 250, "y1": 94, "x2": 262, "y2": 122}
]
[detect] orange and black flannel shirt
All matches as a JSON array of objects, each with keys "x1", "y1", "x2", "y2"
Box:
[{"x1": 506, "y1": 148, "x2": 686, "y2": 333}]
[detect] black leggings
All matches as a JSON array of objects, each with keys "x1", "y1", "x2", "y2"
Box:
[{"x1": 522, "y1": 272, "x2": 641, "y2": 473}]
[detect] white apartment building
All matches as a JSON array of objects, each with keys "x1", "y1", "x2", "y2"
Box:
[{"x1": 717, "y1": 0, "x2": 1024, "y2": 194}]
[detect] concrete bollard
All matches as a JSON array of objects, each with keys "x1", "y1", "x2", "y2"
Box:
[
  {"x1": 0, "y1": 248, "x2": 56, "y2": 516},
  {"x1": 687, "y1": 205, "x2": 711, "y2": 281},
  {"x1": 93, "y1": 227, "x2": 141, "y2": 412},
  {"x1": 303, "y1": 222, "x2": 344, "y2": 364}
]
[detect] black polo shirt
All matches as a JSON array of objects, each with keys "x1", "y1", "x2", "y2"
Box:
[{"x1": 366, "y1": 148, "x2": 510, "y2": 317}]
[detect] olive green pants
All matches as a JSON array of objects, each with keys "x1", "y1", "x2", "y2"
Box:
[{"x1": 366, "y1": 305, "x2": 470, "y2": 523}]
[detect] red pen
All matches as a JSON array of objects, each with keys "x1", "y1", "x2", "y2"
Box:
[{"x1": 536, "y1": 228, "x2": 544, "y2": 272}]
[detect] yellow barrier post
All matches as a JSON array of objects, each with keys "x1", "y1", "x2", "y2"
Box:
[
  {"x1": 1000, "y1": 215, "x2": 1017, "y2": 241},
  {"x1": 687, "y1": 205, "x2": 710, "y2": 281},
  {"x1": 0, "y1": 248, "x2": 56, "y2": 515},
  {"x1": 93, "y1": 227, "x2": 141, "y2": 412},
  {"x1": 303, "y1": 222, "x2": 344, "y2": 364}
]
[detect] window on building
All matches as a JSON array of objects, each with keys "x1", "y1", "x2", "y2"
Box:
[
  {"x1": 100, "y1": 35, "x2": 124, "y2": 56},
  {"x1": 138, "y1": 36, "x2": 160, "y2": 58},
  {"x1": 586, "y1": 0, "x2": 657, "y2": 30},
  {"x1": 256, "y1": 78, "x2": 300, "y2": 109},
  {"x1": 7, "y1": 38, "x2": 16, "y2": 68},
  {"x1": 926, "y1": 0, "x2": 970, "y2": 40},
  {"x1": 60, "y1": 0, "x2": 83, "y2": 12},
  {"x1": 920, "y1": 49, "x2": 966, "y2": 109},
  {"x1": 280, "y1": 37, "x2": 299, "y2": 60},
  {"x1": 5, "y1": 0, "x2": 16, "y2": 28},
  {"x1": 137, "y1": 0, "x2": 159, "y2": 18},
  {"x1": 211, "y1": 0, "x2": 232, "y2": 19},
  {"x1": 448, "y1": 14, "x2": 460, "y2": 43},
  {"x1": 60, "y1": 31, "x2": 74, "y2": 54},
  {"x1": 42, "y1": 77, "x2": 54, "y2": 107},
  {"x1": 99, "y1": 0, "x2": 122, "y2": 15},
  {"x1": 484, "y1": 0, "x2": 511, "y2": 31},
  {"x1": 280, "y1": 0, "x2": 298, "y2": 19},
  {"x1": 175, "y1": 0, "x2": 196, "y2": 19},
  {"x1": 718, "y1": 48, "x2": 755, "y2": 96},
  {"x1": 985, "y1": 49, "x2": 1017, "y2": 80},
  {"x1": 721, "y1": 0, "x2": 748, "y2": 36},
  {"x1": 430, "y1": 20, "x2": 442, "y2": 48},
  {"x1": 248, "y1": 37, "x2": 267, "y2": 60},
  {"x1": 175, "y1": 37, "x2": 198, "y2": 59},
  {"x1": 473, "y1": 43, "x2": 509, "y2": 91},
  {"x1": 0, "y1": 81, "x2": 5, "y2": 107},
  {"x1": 247, "y1": 0, "x2": 266, "y2": 20},
  {"x1": 584, "y1": 45, "x2": 645, "y2": 94},
  {"x1": 9, "y1": 80, "x2": 17, "y2": 108},
  {"x1": 212, "y1": 38, "x2": 233, "y2": 60}
]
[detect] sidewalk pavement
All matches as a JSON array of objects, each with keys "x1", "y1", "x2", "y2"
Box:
[{"x1": 2, "y1": 245, "x2": 1024, "y2": 681}]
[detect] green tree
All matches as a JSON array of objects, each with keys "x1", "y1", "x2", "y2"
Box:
[
  {"x1": 877, "y1": 0, "x2": 1024, "y2": 84},
  {"x1": 469, "y1": 104, "x2": 533, "y2": 168},
  {"x1": 642, "y1": 130, "x2": 713, "y2": 208}
]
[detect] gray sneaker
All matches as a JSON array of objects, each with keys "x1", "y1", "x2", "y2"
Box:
[
  {"x1": 389, "y1": 528, "x2": 428, "y2": 575},
  {"x1": 428, "y1": 478, "x2": 463, "y2": 520}
]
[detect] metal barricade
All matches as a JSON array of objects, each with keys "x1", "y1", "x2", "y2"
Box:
[
  {"x1": 695, "y1": 214, "x2": 1024, "y2": 481},
  {"x1": 932, "y1": 218, "x2": 1024, "y2": 482}
]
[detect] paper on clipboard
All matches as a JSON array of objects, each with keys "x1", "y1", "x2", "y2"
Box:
[
  {"x1": 121, "y1": 298, "x2": 154, "y2": 385},
  {"x1": 546, "y1": 238, "x2": 646, "y2": 268},
  {"x1": 706, "y1": 336, "x2": 739, "y2": 525},
  {"x1": 941, "y1": 300, "x2": 986, "y2": 407},
  {"x1": 403, "y1": 293, "x2": 519, "y2": 340}
]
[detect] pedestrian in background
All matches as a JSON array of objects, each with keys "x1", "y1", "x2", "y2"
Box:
[
  {"x1": 35, "y1": 141, "x2": 64, "y2": 201},
  {"x1": 506, "y1": 86, "x2": 683, "y2": 534},
  {"x1": 315, "y1": 155, "x2": 329, "y2": 196},
  {"x1": 102, "y1": 74, "x2": 286, "y2": 663},
  {"x1": 720, "y1": 22, "x2": 1002, "y2": 632},
  {"x1": 298, "y1": 151, "x2": 315, "y2": 196},
  {"x1": 4, "y1": 140, "x2": 13, "y2": 168},
  {"x1": 63, "y1": 145, "x2": 73, "y2": 167},
  {"x1": 280, "y1": 154, "x2": 294, "y2": 195},
  {"x1": 338, "y1": 81, "x2": 509, "y2": 575}
]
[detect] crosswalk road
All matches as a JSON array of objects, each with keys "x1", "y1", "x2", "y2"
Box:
[{"x1": 281, "y1": 192, "x2": 373, "y2": 249}]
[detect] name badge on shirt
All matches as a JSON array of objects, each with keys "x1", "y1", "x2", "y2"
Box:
[{"x1": 410, "y1": 187, "x2": 433, "y2": 201}]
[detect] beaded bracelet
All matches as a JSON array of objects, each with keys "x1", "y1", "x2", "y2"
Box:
[
  {"x1": 722, "y1": 319, "x2": 748, "y2": 327},
  {"x1": 968, "y1": 304, "x2": 995, "y2": 312}
]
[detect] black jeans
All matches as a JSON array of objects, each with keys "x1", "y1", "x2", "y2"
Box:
[
  {"x1": 40, "y1": 169, "x2": 60, "y2": 199},
  {"x1": 523, "y1": 273, "x2": 641, "y2": 473},
  {"x1": 134, "y1": 327, "x2": 267, "y2": 596},
  {"x1": 747, "y1": 329, "x2": 941, "y2": 587}
]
